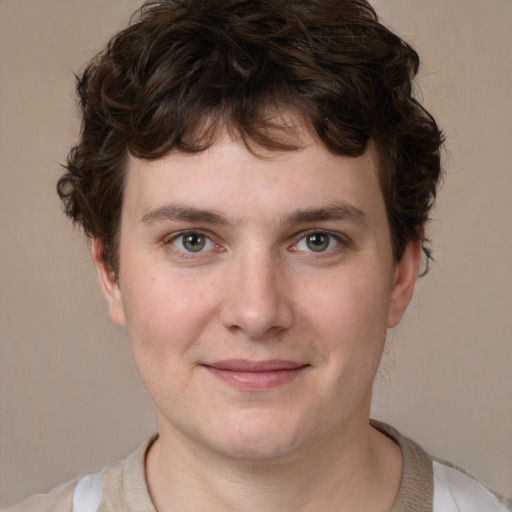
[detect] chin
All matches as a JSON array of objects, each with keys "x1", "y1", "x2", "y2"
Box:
[
  {"x1": 211, "y1": 434, "x2": 300, "y2": 463},
  {"x1": 199, "y1": 408, "x2": 312, "y2": 463}
]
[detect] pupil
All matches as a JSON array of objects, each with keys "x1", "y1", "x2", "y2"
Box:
[
  {"x1": 307, "y1": 233, "x2": 328, "y2": 252},
  {"x1": 184, "y1": 233, "x2": 205, "y2": 252}
]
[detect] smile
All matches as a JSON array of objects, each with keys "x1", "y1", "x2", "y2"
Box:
[{"x1": 202, "y1": 360, "x2": 310, "y2": 390}]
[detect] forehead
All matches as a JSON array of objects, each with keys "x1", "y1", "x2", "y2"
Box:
[{"x1": 121, "y1": 134, "x2": 383, "y2": 227}]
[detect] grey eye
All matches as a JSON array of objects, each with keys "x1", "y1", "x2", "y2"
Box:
[
  {"x1": 305, "y1": 233, "x2": 330, "y2": 252},
  {"x1": 182, "y1": 233, "x2": 206, "y2": 252},
  {"x1": 171, "y1": 232, "x2": 213, "y2": 253}
]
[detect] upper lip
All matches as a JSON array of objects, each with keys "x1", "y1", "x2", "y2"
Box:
[{"x1": 203, "y1": 359, "x2": 308, "y2": 372}]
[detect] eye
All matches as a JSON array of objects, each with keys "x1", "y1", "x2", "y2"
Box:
[
  {"x1": 170, "y1": 231, "x2": 216, "y2": 253},
  {"x1": 293, "y1": 232, "x2": 341, "y2": 253}
]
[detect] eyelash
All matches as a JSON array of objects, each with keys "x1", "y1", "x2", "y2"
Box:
[
  {"x1": 164, "y1": 230, "x2": 221, "y2": 257},
  {"x1": 290, "y1": 230, "x2": 349, "y2": 256},
  {"x1": 163, "y1": 229, "x2": 349, "y2": 257}
]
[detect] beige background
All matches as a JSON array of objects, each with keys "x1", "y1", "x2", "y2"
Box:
[{"x1": 1, "y1": 0, "x2": 511, "y2": 507}]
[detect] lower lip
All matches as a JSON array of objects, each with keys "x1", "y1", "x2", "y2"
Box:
[{"x1": 204, "y1": 366, "x2": 308, "y2": 390}]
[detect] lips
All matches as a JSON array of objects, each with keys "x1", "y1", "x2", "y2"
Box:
[{"x1": 202, "y1": 359, "x2": 310, "y2": 390}]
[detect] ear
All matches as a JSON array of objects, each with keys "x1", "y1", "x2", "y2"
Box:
[
  {"x1": 91, "y1": 239, "x2": 127, "y2": 327},
  {"x1": 387, "y1": 240, "x2": 422, "y2": 328}
]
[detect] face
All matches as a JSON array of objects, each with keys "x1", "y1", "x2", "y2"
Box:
[{"x1": 95, "y1": 133, "x2": 419, "y2": 462}]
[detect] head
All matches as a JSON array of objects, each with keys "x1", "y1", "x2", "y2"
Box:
[
  {"x1": 58, "y1": 0, "x2": 443, "y2": 278},
  {"x1": 57, "y1": 0, "x2": 445, "y2": 462}
]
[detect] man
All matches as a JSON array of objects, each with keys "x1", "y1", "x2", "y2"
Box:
[{"x1": 8, "y1": 0, "x2": 510, "y2": 510}]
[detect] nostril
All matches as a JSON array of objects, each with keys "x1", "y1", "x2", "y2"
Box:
[{"x1": 220, "y1": 295, "x2": 294, "y2": 339}]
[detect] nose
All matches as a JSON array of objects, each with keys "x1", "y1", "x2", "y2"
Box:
[{"x1": 219, "y1": 248, "x2": 294, "y2": 339}]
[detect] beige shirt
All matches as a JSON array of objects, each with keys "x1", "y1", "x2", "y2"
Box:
[{"x1": 6, "y1": 421, "x2": 509, "y2": 512}]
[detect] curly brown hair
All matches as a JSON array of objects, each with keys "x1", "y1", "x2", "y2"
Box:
[{"x1": 58, "y1": 0, "x2": 444, "y2": 275}]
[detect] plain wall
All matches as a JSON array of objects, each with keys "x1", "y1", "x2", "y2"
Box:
[{"x1": 1, "y1": 0, "x2": 511, "y2": 506}]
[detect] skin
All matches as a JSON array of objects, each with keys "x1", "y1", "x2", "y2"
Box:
[{"x1": 93, "y1": 132, "x2": 420, "y2": 511}]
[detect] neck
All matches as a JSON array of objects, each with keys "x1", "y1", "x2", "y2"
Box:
[{"x1": 146, "y1": 417, "x2": 402, "y2": 512}]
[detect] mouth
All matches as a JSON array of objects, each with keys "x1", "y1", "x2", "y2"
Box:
[{"x1": 201, "y1": 359, "x2": 310, "y2": 390}]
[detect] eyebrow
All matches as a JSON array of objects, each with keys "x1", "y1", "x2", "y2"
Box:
[
  {"x1": 140, "y1": 204, "x2": 229, "y2": 225},
  {"x1": 284, "y1": 203, "x2": 366, "y2": 226},
  {"x1": 140, "y1": 202, "x2": 366, "y2": 227}
]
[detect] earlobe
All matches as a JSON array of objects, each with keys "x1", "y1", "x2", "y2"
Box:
[
  {"x1": 91, "y1": 239, "x2": 127, "y2": 327},
  {"x1": 387, "y1": 240, "x2": 422, "y2": 329}
]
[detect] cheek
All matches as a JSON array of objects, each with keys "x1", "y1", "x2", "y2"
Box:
[
  {"x1": 120, "y1": 271, "x2": 217, "y2": 367},
  {"x1": 307, "y1": 269, "x2": 391, "y2": 335},
  {"x1": 122, "y1": 274, "x2": 219, "y2": 408},
  {"x1": 304, "y1": 270, "x2": 392, "y2": 378}
]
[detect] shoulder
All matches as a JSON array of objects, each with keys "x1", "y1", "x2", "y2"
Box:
[
  {"x1": 3, "y1": 477, "x2": 79, "y2": 512},
  {"x1": 432, "y1": 458, "x2": 510, "y2": 512},
  {"x1": 371, "y1": 420, "x2": 511, "y2": 512},
  {"x1": 3, "y1": 436, "x2": 157, "y2": 512}
]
